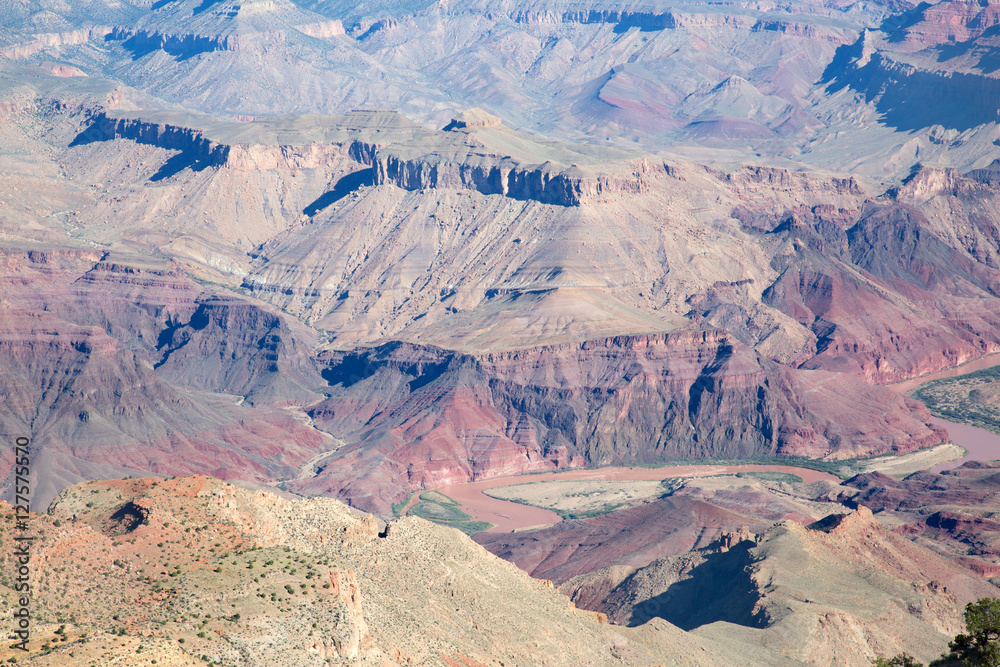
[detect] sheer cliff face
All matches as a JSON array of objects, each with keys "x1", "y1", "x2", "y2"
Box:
[{"x1": 824, "y1": 0, "x2": 1000, "y2": 133}]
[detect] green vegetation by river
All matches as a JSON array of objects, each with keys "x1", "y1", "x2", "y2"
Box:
[
  {"x1": 408, "y1": 490, "x2": 493, "y2": 536},
  {"x1": 912, "y1": 365, "x2": 1000, "y2": 435}
]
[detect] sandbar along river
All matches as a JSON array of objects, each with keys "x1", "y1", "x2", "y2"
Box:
[{"x1": 424, "y1": 360, "x2": 1000, "y2": 533}]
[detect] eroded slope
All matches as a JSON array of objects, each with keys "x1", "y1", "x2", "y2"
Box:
[{"x1": 0, "y1": 475, "x2": 744, "y2": 666}]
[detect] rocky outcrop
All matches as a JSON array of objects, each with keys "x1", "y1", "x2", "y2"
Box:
[
  {"x1": 476, "y1": 494, "x2": 781, "y2": 585},
  {"x1": 717, "y1": 164, "x2": 864, "y2": 196},
  {"x1": 72, "y1": 112, "x2": 231, "y2": 165},
  {"x1": 321, "y1": 568, "x2": 372, "y2": 659},
  {"x1": 103, "y1": 0, "x2": 345, "y2": 56},
  {"x1": 473, "y1": 6, "x2": 856, "y2": 41},
  {"x1": 563, "y1": 506, "x2": 1000, "y2": 666},
  {"x1": 77, "y1": 108, "x2": 656, "y2": 205},
  {"x1": 841, "y1": 52, "x2": 1000, "y2": 131},
  {"x1": 295, "y1": 20, "x2": 346, "y2": 38},
  {"x1": 75, "y1": 110, "x2": 384, "y2": 173},
  {"x1": 109, "y1": 26, "x2": 290, "y2": 54},
  {"x1": 0, "y1": 26, "x2": 112, "y2": 60},
  {"x1": 825, "y1": 0, "x2": 1000, "y2": 131},
  {"x1": 155, "y1": 295, "x2": 323, "y2": 405},
  {"x1": 107, "y1": 20, "x2": 344, "y2": 53},
  {"x1": 560, "y1": 9, "x2": 758, "y2": 31},
  {"x1": 842, "y1": 462, "x2": 1000, "y2": 568},
  {"x1": 372, "y1": 153, "x2": 654, "y2": 206},
  {"x1": 349, "y1": 108, "x2": 660, "y2": 205},
  {"x1": 887, "y1": 0, "x2": 1000, "y2": 51}
]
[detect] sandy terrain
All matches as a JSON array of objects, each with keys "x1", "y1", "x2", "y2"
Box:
[
  {"x1": 486, "y1": 479, "x2": 667, "y2": 515},
  {"x1": 848, "y1": 443, "x2": 966, "y2": 477},
  {"x1": 438, "y1": 464, "x2": 840, "y2": 533}
]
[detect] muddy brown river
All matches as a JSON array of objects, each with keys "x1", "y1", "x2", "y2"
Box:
[
  {"x1": 422, "y1": 360, "x2": 1000, "y2": 534},
  {"x1": 929, "y1": 417, "x2": 1000, "y2": 472},
  {"x1": 885, "y1": 361, "x2": 1000, "y2": 472}
]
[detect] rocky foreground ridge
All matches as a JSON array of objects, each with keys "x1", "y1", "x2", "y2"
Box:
[
  {"x1": 560, "y1": 505, "x2": 1000, "y2": 666},
  {"x1": 0, "y1": 475, "x2": 759, "y2": 666},
  {"x1": 1, "y1": 476, "x2": 997, "y2": 666}
]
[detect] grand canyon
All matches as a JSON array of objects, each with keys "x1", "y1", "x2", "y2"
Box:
[{"x1": 5, "y1": 0, "x2": 1000, "y2": 665}]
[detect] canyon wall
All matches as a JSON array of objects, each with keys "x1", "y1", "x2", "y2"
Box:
[
  {"x1": 77, "y1": 111, "x2": 658, "y2": 206},
  {"x1": 296, "y1": 331, "x2": 943, "y2": 513},
  {"x1": 0, "y1": 248, "x2": 328, "y2": 508},
  {"x1": 373, "y1": 154, "x2": 654, "y2": 206}
]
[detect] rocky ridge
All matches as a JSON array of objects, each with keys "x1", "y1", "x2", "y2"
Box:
[
  {"x1": 560, "y1": 506, "x2": 1000, "y2": 666},
  {"x1": 838, "y1": 462, "x2": 1000, "y2": 577},
  {"x1": 77, "y1": 106, "x2": 656, "y2": 206},
  {"x1": 0, "y1": 475, "x2": 751, "y2": 666}
]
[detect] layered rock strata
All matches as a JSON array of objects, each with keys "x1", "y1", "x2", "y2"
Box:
[
  {"x1": 0, "y1": 247, "x2": 327, "y2": 508},
  {"x1": 296, "y1": 331, "x2": 943, "y2": 513},
  {"x1": 74, "y1": 108, "x2": 657, "y2": 206}
]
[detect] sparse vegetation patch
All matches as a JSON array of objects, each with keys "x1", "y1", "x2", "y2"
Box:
[
  {"x1": 408, "y1": 491, "x2": 492, "y2": 535},
  {"x1": 485, "y1": 480, "x2": 666, "y2": 519},
  {"x1": 913, "y1": 365, "x2": 1000, "y2": 435}
]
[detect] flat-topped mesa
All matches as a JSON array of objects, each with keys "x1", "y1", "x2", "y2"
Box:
[
  {"x1": 72, "y1": 109, "x2": 409, "y2": 171},
  {"x1": 442, "y1": 107, "x2": 504, "y2": 131},
  {"x1": 108, "y1": 26, "x2": 289, "y2": 53},
  {"x1": 80, "y1": 107, "x2": 657, "y2": 206},
  {"x1": 0, "y1": 26, "x2": 113, "y2": 60},
  {"x1": 108, "y1": 21, "x2": 344, "y2": 53},
  {"x1": 372, "y1": 153, "x2": 654, "y2": 206},
  {"x1": 561, "y1": 8, "x2": 758, "y2": 30},
  {"x1": 375, "y1": 107, "x2": 656, "y2": 205},
  {"x1": 75, "y1": 112, "x2": 232, "y2": 166},
  {"x1": 105, "y1": 0, "x2": 344, "y2": 55}
]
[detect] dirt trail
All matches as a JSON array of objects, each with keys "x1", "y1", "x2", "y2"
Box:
[{"x1": 437, "y1": 464, "x2": 839, "y2": 533}]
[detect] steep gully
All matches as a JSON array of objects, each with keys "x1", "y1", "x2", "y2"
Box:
[{"x1": 428, "y1": 361, "x2": 1000, "y2": 533}]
